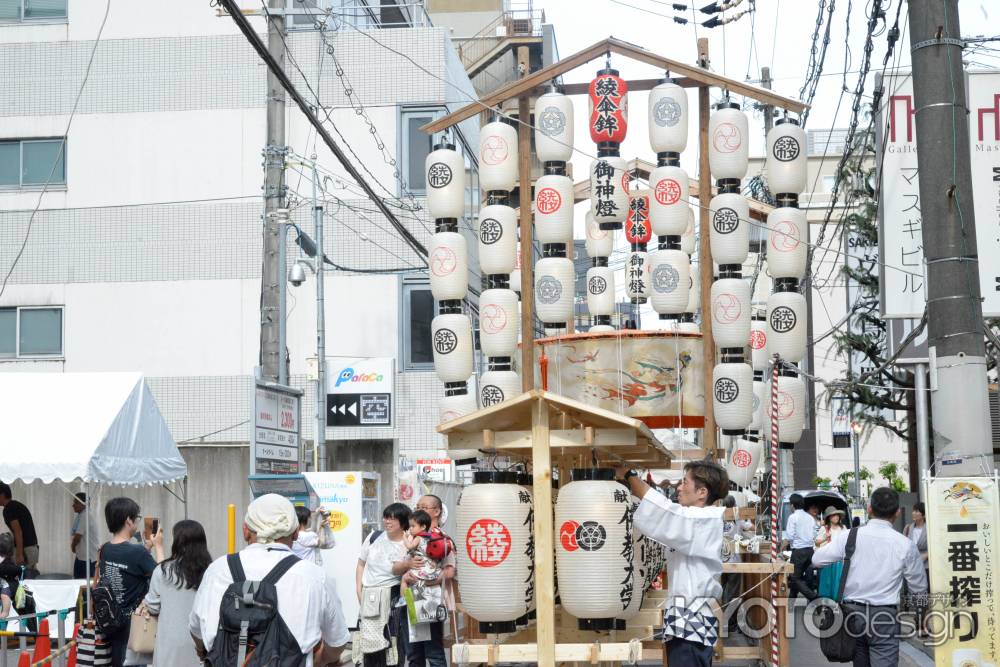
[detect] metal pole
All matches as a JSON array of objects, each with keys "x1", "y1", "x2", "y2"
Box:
[
  {"x1": 908, "y1": 0, "x2": 992, "y2": 475},
  {"x1": 278, "y1": 216, "x2": 288, "y2": 386},
  {"x1": 853, "y1": 429, "x2": 862, "y2": 504},
  {"x1": 313, "y1": 162, "x2": 328, "y2": 471},
  {"x1": 261, "y1": 0, "x2": 287, "y2": 384},
  {"x1": 761, "y1": 67, "x2": 774, "y2": 135},
  {"x1": 914, "y1": 364, "x2": 931, "y2": 500}
]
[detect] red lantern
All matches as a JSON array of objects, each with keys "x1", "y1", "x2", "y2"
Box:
[
  {"x1": 626, "y1": 194, "x2": 652, "y2": 246},
  {"x1": 588, "y1": 68, "x2": 628, "y2": 145}
]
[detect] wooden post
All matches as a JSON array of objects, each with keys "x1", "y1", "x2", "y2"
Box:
[
  {"x1": 530, "y1": 396, "x2": 555, "y2": 667},
  {"x1": 697, "y1": 38, "x2": 716, "y2": 453},
  {"x1": 517, "y1": 46, "x2": 535, "y2": 391}
]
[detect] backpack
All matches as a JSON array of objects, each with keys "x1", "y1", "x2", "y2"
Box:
[
  {"x1": 92, "y1": 579, "x2": 130, "y2": 635},
  {"x1": 205, "y1": 553, "x2": 307, "y2": 667}
]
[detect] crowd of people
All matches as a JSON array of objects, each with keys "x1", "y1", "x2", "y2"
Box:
[{"x1": 0, "y1": 470, "x2": 936, "y2": 667}]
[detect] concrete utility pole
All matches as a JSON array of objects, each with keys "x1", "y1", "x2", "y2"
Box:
[
  {"x1": 312, "y1": 162, "x2": 328, "y2": 470},
  {"x1": 261, "y1": 0, "x2": 288, "y2": 384},
  {"x1": 908, "y1": 0, "x2": 992, "y2": 475}
]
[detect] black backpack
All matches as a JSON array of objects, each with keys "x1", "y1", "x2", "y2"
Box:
[
  {"x1": 205, "y1": 553, "x2": 307, "y2": 667},
  {"x1": 92, "y1": 579, "x2": 130, "y2": 636}
]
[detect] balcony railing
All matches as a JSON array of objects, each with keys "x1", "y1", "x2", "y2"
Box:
[
  {"x1": 287, "y1": 0, "x2": 433, "y2": 30},
  {"x1": 455, "y1": 9, "x2": 544, "y2": 72}
]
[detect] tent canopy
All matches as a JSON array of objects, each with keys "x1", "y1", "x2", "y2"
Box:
[{"x1": 0, "y1": 372, "x2": 186, "y2": 485}]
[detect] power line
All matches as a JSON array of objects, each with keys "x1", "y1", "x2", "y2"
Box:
[{"x1": 0, "y1": 0, "x2": 112, "y2": 300}]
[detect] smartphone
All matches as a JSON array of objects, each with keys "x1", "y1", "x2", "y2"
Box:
[
  {"x1": 152, "y1": 519, "x2": 159, "y2": 535},
  {"x1": 143, "y1": 517, "x2": 159, "y2": 540}
]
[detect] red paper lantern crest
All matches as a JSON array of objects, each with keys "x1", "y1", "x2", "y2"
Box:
[
  {"x1": 588, "y1": 69, "x2": 628, "y2": 145},
  {"x1": 626, "y1": 195, "x2": 652, "y2": 245}
]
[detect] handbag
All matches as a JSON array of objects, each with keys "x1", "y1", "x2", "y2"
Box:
[
  {"x1": 816, "y1": 527, "x2": 859, "y2": 662},
  {"x1": 76, "y1": 621, "x2": 113, "y2": 667},
  {"x1": 127, "y1": 605, "x2": 157, "y2": 654}
]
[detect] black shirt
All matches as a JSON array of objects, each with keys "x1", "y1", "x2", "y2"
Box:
[
  {"x1": 2, "y1": 500, "x2": 38, "y2": 548},
  {"x1": 98, "y1": 542, "x2": 157, "y2": 612}
]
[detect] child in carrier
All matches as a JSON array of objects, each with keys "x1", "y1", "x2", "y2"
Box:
[{"x1": 401, "y1": 510, "x2": 451, "y2": 624}]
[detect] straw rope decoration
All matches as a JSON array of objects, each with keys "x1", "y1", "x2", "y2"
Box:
[{"x1": 769, "y1": 354, "x2": 781, "y2": 667}]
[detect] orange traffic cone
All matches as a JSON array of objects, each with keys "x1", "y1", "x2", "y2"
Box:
[
  {"x1": 17, "y1": 650, "x2": 31, "y2": 667},
  {"x1": 66, "y1": 623, "x2": 81, "y2": 667},
  {"x1": 32, "y1": 618, "x2": 51, "y2": 662}
]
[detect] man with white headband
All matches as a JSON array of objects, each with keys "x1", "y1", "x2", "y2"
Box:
[{"x1": 190, "y1": 494, "x2": 350, "y2": 666}]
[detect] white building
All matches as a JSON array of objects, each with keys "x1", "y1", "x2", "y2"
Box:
[{"x1": 0, "y1": 0, "x2": 554, "y2": 569}]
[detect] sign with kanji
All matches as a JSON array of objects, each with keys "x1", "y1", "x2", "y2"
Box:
[
  {"x1": 926, "y1": 476, "x2": 1000, "y2": 666},
  {"x1": 465, "y1": 518, "x2": 511, "y2": 568},
  {"x1": 588, "y1": 71, "x2": 628, "y2": 144}
]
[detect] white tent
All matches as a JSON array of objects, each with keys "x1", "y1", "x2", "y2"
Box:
[{"x1": 0, "y1": 372, "x2": 186, "y2": 485}]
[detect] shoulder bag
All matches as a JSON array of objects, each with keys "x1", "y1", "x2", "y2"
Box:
[
  {"x1": 127, "y1": 602, "x2": 157, "y2": 653},
  {"x1": 816, "y1": 527, "x2": 859, "y2": 662}
]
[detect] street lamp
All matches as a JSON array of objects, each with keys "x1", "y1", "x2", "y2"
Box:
[{"x1": 851, "y1": 420, "x2": 863, "y2": 504}]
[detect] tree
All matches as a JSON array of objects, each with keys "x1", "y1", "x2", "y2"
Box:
[
  {"x1": 812, "y1": 476, "x2": 833, "y2": 489},
  {"x1": 836, "y1": 467, "x2": 872, "y2": 497},
  {"x1": 878, "y1": 462, "x2": 908, "y2": 493}
]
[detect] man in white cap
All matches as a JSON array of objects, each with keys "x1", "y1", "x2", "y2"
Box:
[{"x1": 190, "y1": 494, "x2": 350, "y2": 666}]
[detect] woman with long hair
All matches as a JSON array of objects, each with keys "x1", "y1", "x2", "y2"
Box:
[{"x1": 142, "y1": 520, "x2": 212, "y2": 666}]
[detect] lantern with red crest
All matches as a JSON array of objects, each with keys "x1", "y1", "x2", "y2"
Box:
[{"x1": 588, "y1": 64, "x2": 628, "y2": 148}]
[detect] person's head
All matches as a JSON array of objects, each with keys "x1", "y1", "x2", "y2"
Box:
[
  {"x1": 381, "y1": 502, "x2": 411, "y2": 536},
  {"x1": 105, "y1": 497, "x2": 141, "y2": 536},
  {"x1": 0, "y1": 482, "x2": 12, "y2": 507},
  {"x1": 823, "y1": 506, "x2": 845, "y2": 526},
  {"x1": 0, "y1": 533, "x2": 13, "y2": 560},
  {"x1": 73, "y1": 492, "x2": 86, "y2": 514},
  {"x1": 852, "y1": 516, "x2": 861, "y2": 527},
  {"x1": 678, "y1": 460, "x2": 729, "y2": 507},
  {"x1": 789, "y1": 493, "x2": 804, "y2": 510},
  {"x1": 410, "y1": 509, "x2": 432, "y2": 534},
  {"x1": 868, "y1": 487, "x2": 900, "y2": 521},
  {"x1": 806, "y1": 504, "x2": 820, "y2": 517},
  {"x1": 243, "y1": 494, "x2": 299, "y2": 545},
  {"x1": 415, "y1": 495, "x2": 443, "y2": 528},
  {"x1": 911, "y1": 501, "x2": 926, "y2": 525},
  {"x1": 164, "y1": 520, "x2": 212, "y2": 590},
  {"x1": 723, "y1": 495, "x2": 737, "y2": 509},
  {"x1": 295, "y1": 505, "x2": 311, "y2": 529}
]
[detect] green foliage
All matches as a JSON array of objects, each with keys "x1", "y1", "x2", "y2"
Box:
[
  {"x1": 878, "y1": 462, "x2": 909, "y2": 493},
  {"x1": 836, "y1": 467, "x2": 872, "y2": 496},
  {"x1": 813, "y1": 476, "x2": 833, "y2": 489}
]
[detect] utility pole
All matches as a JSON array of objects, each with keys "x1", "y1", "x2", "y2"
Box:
[
  {"x1": 761, "y1": 67, "x2": 774, "y2": 135},
  {"x1": 261, "y1": 0, "x2": 287, "y2": 385},
  {"x1": 908, "y1": 0, "x2": 992, "y2": 475},
  {"x1": 312, "y1": 162, "x2": 328, "y2": 471}
]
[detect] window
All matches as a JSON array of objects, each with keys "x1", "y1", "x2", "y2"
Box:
[
  {"x1": 0, "y1": 306, "x2": 63, "y2": 357},
  {"x1": 401, "y1": 281, "x2": 434, "y2": 370},
  {"x1": 822, "y1": 175, "x2": 837, "y2": 193},
  {"x1": 0, "y1": 139, "x2": 66, "y2": 188},
  {"x1": 0, "y1": 0, "x2": 68, "y2": 22},
  {"x1": 400, "y1": 108, "x2": 441, "y2": 195}
]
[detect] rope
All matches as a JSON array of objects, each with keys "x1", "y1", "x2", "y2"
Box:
[
  {"x1": 768, "y1": 354, "x2": 781, "y2": 667},
  {"x1": 30, "y1": 639, "x2": 77, "y2": 666}
]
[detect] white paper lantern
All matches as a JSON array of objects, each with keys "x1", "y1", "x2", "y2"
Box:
[
  {"x1": 439, "y1": 390, "x2": 476, "y2": 424},
  {"x1": 585, "y1": 211, "x2": 613, "y2": 258},
  {"x1": 681, "y1": 206, "x2": 697, "y2": 255},
  {"x1": 766, "y1": 206, "x2": 807, "y2": 279},
  {"x1": 709, "y1": 103, "x2": 749, "y2": 181},
  {"x1": 479, "y1": 121, "x2": 518, "y2": 193},
  {"x1": 429, "y1": 231, "x2": 468, "y2": 301},
  {"x1": 709, "y1": 192, "x2": 749, "y2": 266},
  {"x1": 535, "y1": 256, "x2": 575, "y2": 325},
  {"x1": 726, "y1": 438, "x2": 763, "y2": 488},
  {"x1": 650, "y1": 249, "x2": 690, "y2": 315},
  {"x1": 625, "y1": 251, "x2": 650, "y2": 300},
  {"x1": 479, "y1": 288, "x2": 519, "y2": 358},
  {"x1": 678, "y1": 321, "x2": 700, "y2": 334},
  {"x1": 766, "y1": 118, "x2": 807, "y2": 195},
  {"x1": 535, "y1": 174, "x2": 574, "y2": 244},
  {"x1": 479, "y1": 369, "x2": 521, "y2": 408},
  {"x1": 509, "y1": 269, "x2": 521, "y2": 293},
  {"x1": 749, "y1": 376, "x2": 767, "y2": 432},
  {"x1": 555, "y1": 472, "x2": 639, "y2": 624},
  {"x1": 618, "y1": 504, "x2": 645, "y2": 620},
  {"x1": 766, "y1": 290, "x2": 807, "y2": 363},
  {"x1": 590, "y1": 155, "x2": 629, "y2": 227},
  {"x1": 750, "y1": 317, "x2": 768, "y2": 372},
  {"x1": 775, "y1": 373, "x2": 806, "y2": 444},
  {"x1": 590, "y1": 324, "x2": 616, "y2": 332},
  {"x1": 456, "y1": 473, "x2": 532, "y2": 632},
  {"x1": 535, "y1": 90, "x2": 574, "y2": 163},
  {"x1": 587, "y1": 265, "x2": 615, "y2": 316},
  {"x1": 432, "y1": 312, "x2": 473, "y2": 382},
  {"x1": 713, "y1": 362, "x2": 753, "y2": 433},
  {"x1": 649, "y1": 164, "x2": 689, "y2": 237},
  {"x1": 425, "y1": 144, "x2": 466, "y2": 219},
  {"x1": 648, "y1": 79, "x2": 688, "y2": 154},
  {"x1": 478, "y1": 204, "x2": 517, "y2": 276},
  {"x1": 686, "y1": 266, "x2": 701, "y2": 315},
  {"x1": 711, "y1": 277, "x2": 751, "y2": 348}
]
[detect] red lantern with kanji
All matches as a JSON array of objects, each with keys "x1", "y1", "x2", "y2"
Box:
[
  {"x1": 588, "y1": 68, "x2": 628, "y2": 146},
  {"x1": 625, "y1": 195, "x2": 652, "y2": 246}
]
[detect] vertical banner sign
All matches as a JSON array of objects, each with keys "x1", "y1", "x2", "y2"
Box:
[
  {"x1": 968, "y1": 71, "x2": 1000, "y2": 317},
  {"x1": 845, "y1": 228, "x2": 892, "y2": 421},
  {"x1": 877, "y1": 72, "x2": 926, "y2": 318},
  {"x1": 879, "y1": 71, "x2": 1000, "y2": 318},
  {"x1": 251, "y1": 381, "x2": 303, "y2": 475},
  {"x1": 926, "y1": 476, "x2": 1000, "y2": 666}
]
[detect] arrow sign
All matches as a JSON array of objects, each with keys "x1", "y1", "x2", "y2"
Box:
[{"x1": 327, "y1": 393, "x2": 391, "y2": 427}]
